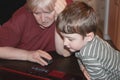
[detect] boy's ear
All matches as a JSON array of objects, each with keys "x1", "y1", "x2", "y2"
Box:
[{"x1": 85, "y1": 32, "x2": 94, "y2": 41}]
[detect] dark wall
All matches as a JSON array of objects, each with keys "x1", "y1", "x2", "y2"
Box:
[{"x1": 0, "y1": 0, "x2": 26, "y2": 24}]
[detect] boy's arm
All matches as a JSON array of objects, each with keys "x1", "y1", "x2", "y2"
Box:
[
  {"x1": 78, "y1": 59, "x2": 91, "y2": 80},
  {"x1": 80, "y1": 64, "x2": 91, "y2": 80},
  {"x1": 81, "y1": 57, "x2": 109, "y2": 80},
  {"x1": 55, "y1": 29, "x2": 71, "y2": 57}
]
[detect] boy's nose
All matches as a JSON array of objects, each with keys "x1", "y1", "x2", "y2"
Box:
[{"x1": 63, "y1": 39, "x2": 69, "y2": 47}]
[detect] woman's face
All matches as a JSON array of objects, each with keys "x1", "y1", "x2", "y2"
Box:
[{"x1": 33, "y1": 7, "x2": 56, "y2": 29}]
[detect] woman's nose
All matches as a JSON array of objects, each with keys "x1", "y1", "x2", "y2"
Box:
[{"x1": 41, "y1": 14, "x2": 45, "y2": 22}]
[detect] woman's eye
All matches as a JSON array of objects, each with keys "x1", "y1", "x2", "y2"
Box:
[
  {"x1": 44, "y1": 11, "x2": 53, "y2": 15},
  {"x1": 44, "y1": 12, "x2": 50, "y2": 15},
  {"x1": 33, "y1": 12, "x2": 41, "y2": 15}
]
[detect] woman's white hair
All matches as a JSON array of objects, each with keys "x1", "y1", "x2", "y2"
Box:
[{"x1": 27, "y1": 0, "x2": 56, "y2": 12}]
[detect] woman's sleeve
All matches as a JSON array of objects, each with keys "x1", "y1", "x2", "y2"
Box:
[{"x1": 0, "y1": 6, "x2": 26, "y2": 47}]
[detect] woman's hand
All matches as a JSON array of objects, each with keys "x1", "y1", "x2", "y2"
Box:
[
  {"x1": 27, "y1": 50, "x2": 52, "y2": 66},
  {"x1": 54, "y1": 0, "x2": 67, "y2": 15}
]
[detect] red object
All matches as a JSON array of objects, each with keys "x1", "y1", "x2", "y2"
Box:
[
  {"x1": 48, "y1": 70, "x2": 66, "y2": 79},
  {"x1": 0, "y1": 66, "x2": 50, "y2": 80}
]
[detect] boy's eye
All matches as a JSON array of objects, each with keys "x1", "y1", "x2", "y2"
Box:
[{"x1": 68, "y1": 38, "x2": 74, "y2": 41}]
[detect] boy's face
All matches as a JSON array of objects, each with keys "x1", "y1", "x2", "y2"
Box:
[{"x1": 60, "y1": 32, "x2": 88, "y2": 52}]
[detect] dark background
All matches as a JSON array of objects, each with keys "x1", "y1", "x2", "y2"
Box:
[{"x1": 0, "y1": 0, "x2": 26, "y2": 24}]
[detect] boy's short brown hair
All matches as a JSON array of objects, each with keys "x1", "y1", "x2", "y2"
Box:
[{"x1": 56, "y1": 1, "x2": 98, "y2": 37}]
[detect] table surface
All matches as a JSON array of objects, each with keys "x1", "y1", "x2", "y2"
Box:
[{"x1": 0, "y1": 51, "x2": 86, "y2": 80}]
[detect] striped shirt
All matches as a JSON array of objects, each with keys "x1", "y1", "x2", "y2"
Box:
[{"x1": 75, "y1": 35, "x2": 120, "y2": 80}]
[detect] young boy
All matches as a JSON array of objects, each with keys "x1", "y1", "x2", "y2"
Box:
[{"x1": 56, "y1": 1, "x2": 120, "y2": 80}]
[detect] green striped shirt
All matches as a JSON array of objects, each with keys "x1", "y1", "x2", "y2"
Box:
[{"x1": 75, "y1": 35, "x2": 120, "y2": 80}]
